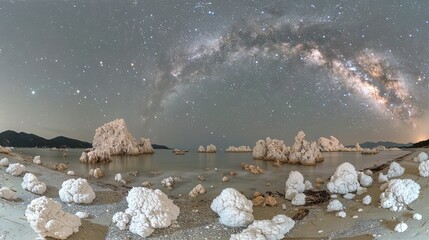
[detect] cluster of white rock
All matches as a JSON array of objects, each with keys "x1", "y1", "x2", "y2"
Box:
[
  {"x1": 197, "y1": 144, "x2": 217, "y2": 153},
  {"x1": 22, "y1": 173, "x2": 47, "y2": 195},
  {"x1": 211, "y1": 188, "x2": 296, "y2": 239},
  {"x1": 0, "y1": 154, "x2": 100, "y2": 239},
  {"x1": 0, "y1": 145, "x2": 12, "y2": 154},
  {"x1": 253, "y1": 131, "x2": 323, "y2": 165},
  {"x1": 413, "y1": 151, "x2": 429, "y2": 177},
  {"x1": 80, "y1": 119, "x2": 154, "y2": 163},
  {"x1": 112, "y1": 187, "x2": 180, "y2": 238},
  {"x1": 284, "y1": 171, "x2": 312, "y2": 206},
  {"x1": 380, "y1": 179, "x2": 420, "y2": 212},
  {"x1": 6, "y1": 163, "x2": 26, "y2": 176},
  {"x1": 378, "y1": 162, "x2": 405, "y2": 183},
  {"x1": 225, "y1": 146, "x2": 252, "y2": 152},
  {"x1": 230, "y1": 214, "x2": 295, "y2": 240},
  {"x1": 211, "y1": 188, "x2": 254, "y2": 227},
  {"x1": 59, "y1": 178, "x2": 96, "y2": 204},
  {"x1": 318, "y1": 136, "x2": 387, "y2": 154},
  {"x1": 317, "y1": 136, "x2": 346, "y2": 152},
  {"x1": 25, "y1": 196, "x2": 82, "y2": 239}
]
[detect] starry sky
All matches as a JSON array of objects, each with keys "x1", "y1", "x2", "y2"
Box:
[{"x1": 0, "y1": 0, "x2": 428, "y2": 148}]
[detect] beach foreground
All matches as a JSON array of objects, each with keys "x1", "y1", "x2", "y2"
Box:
[{"x1": 1, "y1": 149, "x2": 429, "y2": 240}]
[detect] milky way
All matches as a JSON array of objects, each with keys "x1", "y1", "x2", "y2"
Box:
[
  {"x1": 1, "y1": 1, "x2": 428, "y2": 146},
  {"x1": 147, "y1": 15, "x2": 419, "y2": 124}
]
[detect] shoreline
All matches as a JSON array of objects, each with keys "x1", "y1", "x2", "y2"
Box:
[{"x1": 1, "y1": 149, "x2": 427, "y2": 239}]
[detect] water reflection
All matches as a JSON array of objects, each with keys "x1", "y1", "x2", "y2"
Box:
[{"x1": 15, "y1": 148, "x2": 408, "y2": 186}]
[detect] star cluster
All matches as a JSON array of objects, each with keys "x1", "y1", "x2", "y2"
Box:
[{"x1": 0, "y1": 1, "x2": 428, "y2": 147}]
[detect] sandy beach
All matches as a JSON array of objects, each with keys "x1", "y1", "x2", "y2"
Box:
[{"x1": 1, "y1": 149, "x2": 429, "y2": 240}]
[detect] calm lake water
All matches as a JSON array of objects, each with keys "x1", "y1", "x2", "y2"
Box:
[{"x1": 12, "y1": 148, "x2": 409, "y2": 198}]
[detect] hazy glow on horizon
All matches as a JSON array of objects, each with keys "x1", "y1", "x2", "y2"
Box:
[{"x1": 0, "y1": 1, "x2": 428, "y2": 148}]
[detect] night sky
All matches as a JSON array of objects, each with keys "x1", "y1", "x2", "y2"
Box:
[{"x1": 1, "y1": 1, "x2": 428, "y2": 148}]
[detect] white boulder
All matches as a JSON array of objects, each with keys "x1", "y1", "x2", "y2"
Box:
[
  {"x1": 59, "y1": 178, "x2": 96, "y2": 204},
  {"x1": 419, "y1": 161, "x2": 429, "y2": 177},
  {"x1": 285, "y1": 171, "x2": 305, "y2": 200},
  {"x1": 112, "y1": 187, "x2": 180, "y2": 238},
  {"x1": 21, "y1": 173, "x2": 47, "y2": 195},
  {"x1": 33, "y1": 156, "x2": 42, "y2": 165},
  {"x1": 197, "y1": 145, "x2": 205, "y2": 153},
  {"x1": 413, "y1": 213, "x2": 422, "y2": 220},
  {"x1": 336, "y1": 211, "x2": 346, "y2": 218},
  {"x1": 210, "y1": 188, "x2": 254, "y2": 227},
  {"x1": 318, "y1": 136, "x2": 345, "y2": 152},
  {"x1": 288, "y1": 131, "x2": 323, "y2": 165},
  {"x1": 115, "y1": 173, "x2": 123, "y2": 182},
  {"x1": 206, "y1": 144, "x2": 217, "y2": 153},
  {"x1": 291, "y1": 193, "x2": 306, "y2": 206},
  {"x1": 0, "y1": 157, "x2": 9, "y2": 167},
  {"x1": 6, "y1": 163, "x2": 25, "y2": 176},
  {"x1": 230, "y1": 214, "x2": 295, "y2": 240},
  {"x1": 161, "y1": 176, "x2": 175, "y2": 189},
  {"x1": 189, "y1": 184, "x2": 206, "y2": 198},
  {"x1": 380, "y1": 179, "x2": 420, "y2": 211},
  {"x1": 394, "y1": 222, "x2": 408, "y2": 232},
  {"x1": 0, "y1": 187, "x2": 17, "y2": 200},
  {"x1": 75, "y1": 211, "x2": 90, "y2": 219},
  {"x1": 378, "y1": 173, "x2": 388, "y2": 183},
  {"x1": 25, "y1": 196, "x2": 81, "y2": 239},
  {"x1": 89, "y1": 168, "x2": 104, "y2": 178},
  {"x1": 80, "y1": 119, "x2": 154, "y2": 163},
  {"x1": 362, "y1": 195, "x2": 372, "y2": 205},
  {"x1": 343, "y1": 193, "x2": 355, "y2": 200},
  {"x1": 387, "y1": 162, "x2": 405, "y2": 178},
  {"x1": 358, "y1": 172, "x2": 373, "y2": 187},
  {"x1": 327, "y1": 162, "x2": 359, "y2": 194},
  {"x1": 327, "y1": 199, "x2": 343, "y2": 212},
  {"x1": 414, "y1": 152, "x2": 429, "y2": 162}
]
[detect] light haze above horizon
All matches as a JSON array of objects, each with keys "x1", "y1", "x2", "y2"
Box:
[{"x1": 0, "y1": 1, "x2": 428, "y2": 149}]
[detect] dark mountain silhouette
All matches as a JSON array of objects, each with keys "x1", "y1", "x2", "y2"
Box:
[
  {"x1": 0, "y1": 130, "x2": 170, "y2": 149},
  {"x1": 359, "y1": 141, "x2": 412, "y2": 149},
  {"x1": 0, "y1": 130, "x2": 91, "y2": 148},
  {"x1": 411, "y1": 139, "x2": 429, "y2": 148}
]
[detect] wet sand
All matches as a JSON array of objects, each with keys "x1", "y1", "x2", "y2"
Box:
[{"x1": 1, "y1": 149, "x2": 428, "y2": 240}]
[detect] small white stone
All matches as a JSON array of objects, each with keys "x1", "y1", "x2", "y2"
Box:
[
  {"x1": 352, "y1": 215, "x2": 358, "y2": 219},
  {"x1": 343, "y1": 193, "x2": 355, "y2": 200},
  {"x1": 336, "y1": 211, "x2": 346, "y2": 218},
  {"x1": 75, "y1": 211, "x2": 89, "y2": 219},
  {"x1": 413, "y1": 213, "x2": 422, "y2": 220},
  {"x1": 282, "y1": 204, "x2": 287, "y2": 210},
  {"x1": 358, "y1": 208, "x2": 363, "y2": 212},
  {"x1": 318, "y1": 230, "x2": 323, "y2": 234},
  {"x1": 394, "y1": 222, "x2": 408, "y2": 232}
]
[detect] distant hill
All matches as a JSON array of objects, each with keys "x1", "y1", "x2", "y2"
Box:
[
  {"x1": 411, "y1": 139, "x2": 429, "y2": 148},
  {"x1": 0, "y1": 130, "x2": 171, "y2": 149},
  {"x1": 0, "y1": 130, "x2": 91, "y2": 148},
  {"x1": 350, "y1": 141, "x2": 412, "y2": 149}
]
